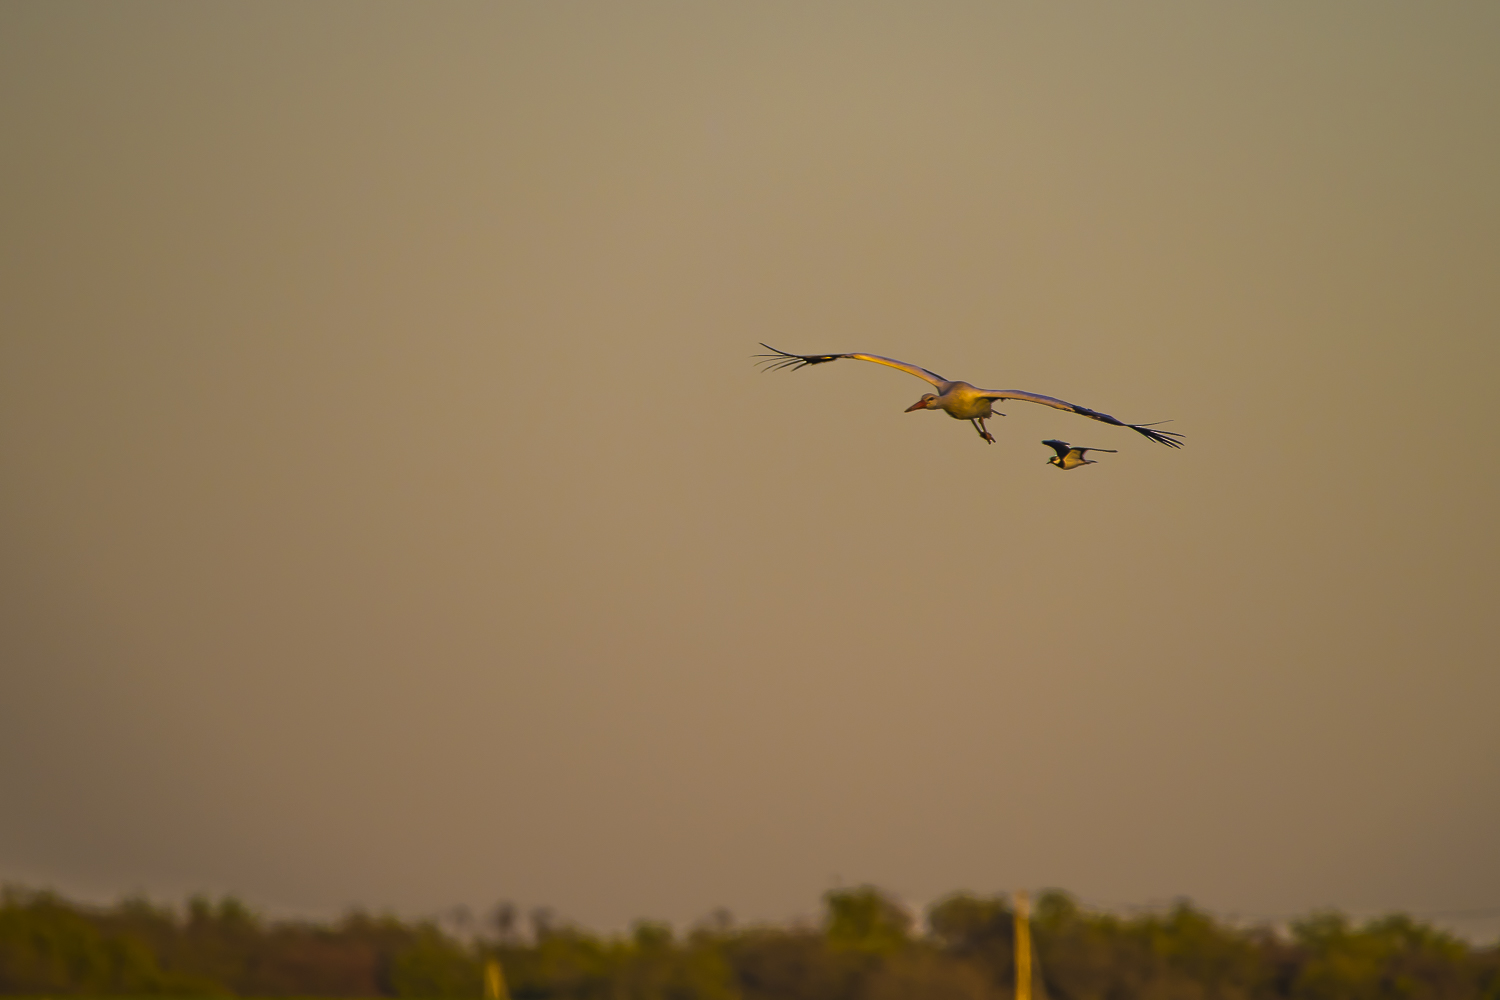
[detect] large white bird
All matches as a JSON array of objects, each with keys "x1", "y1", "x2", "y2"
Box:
[
  {"x1": 1043, "y1": 439, "x2": 1117, "y2": 470},
  {"x1": 757, "y1": 345, "x2": 1184, "y2": 448}
]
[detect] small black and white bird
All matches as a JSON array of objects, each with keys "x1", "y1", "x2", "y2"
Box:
[
  {"x1": 757, "y1": 345, "x2": 1184, "y2": 448},
  {"x1": 1043, "y1": 439, "x2": 1117, "y2": 470}
]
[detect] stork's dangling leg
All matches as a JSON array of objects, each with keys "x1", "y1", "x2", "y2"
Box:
[{"x1": 971, "y1": 418, "x2": 996, "y2": 444}]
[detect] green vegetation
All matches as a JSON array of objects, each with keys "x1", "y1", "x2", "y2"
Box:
[{"x1": 2, "y1": 884, "x2": 1496, "y2": 999}]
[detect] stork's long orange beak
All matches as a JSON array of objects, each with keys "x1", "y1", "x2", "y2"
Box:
[{"x1": 904, "y1": 399, "x2": 928, "y2": 412}]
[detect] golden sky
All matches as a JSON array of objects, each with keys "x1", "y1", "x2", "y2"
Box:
[{"x1": 2, "y1": 2, "x2": 1497, "y2": 936}]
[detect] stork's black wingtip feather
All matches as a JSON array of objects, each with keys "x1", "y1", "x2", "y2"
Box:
[
  {"x1": 1132, "y1": 426, "x2": 1187, "y2": 448},
  {"x1": 1123, "y1": 418, "x2": 1186, "y2": 448},
  {"x1": 753, "y1": 345, "x2": 812, "y2": 371},
  {"x1": 753, "y1": 345, "x2": 844, "y2": 372}
]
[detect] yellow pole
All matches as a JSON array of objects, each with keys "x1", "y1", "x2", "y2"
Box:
[
  {"x1": 1014, "y1": 890, "x2": 1031, "y2": 1000},
  {"x1": 484, "y1": 958, "x2": 509, "y2": 1000}
]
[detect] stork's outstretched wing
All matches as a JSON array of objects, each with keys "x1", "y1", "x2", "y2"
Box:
[
  {"x1": 988, "y1": 389, "x2": 1184, "y2": 448},
  {"x1": 1077, "y1": 447, "x2": 1118, "y2": 456},
  {"x1": 757, "y1": 345, "x2": 948, "y2": 388}
]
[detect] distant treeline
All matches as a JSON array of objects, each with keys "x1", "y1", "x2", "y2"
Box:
[{"x1": 2, "y1": 883, "x2": 1496, "y2": 1000}]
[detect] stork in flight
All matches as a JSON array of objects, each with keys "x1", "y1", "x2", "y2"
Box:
[
  {"x1": 756, "y1": 345, "x2": 1184, "y2": 448},
  {"x1": 1043, "y1": 439, "x2": 1117, "y2": 470}
]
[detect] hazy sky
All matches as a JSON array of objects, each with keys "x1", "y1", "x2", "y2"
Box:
[{"x1": 2, "y1": 3, "x2": 1497, "y2": 940}]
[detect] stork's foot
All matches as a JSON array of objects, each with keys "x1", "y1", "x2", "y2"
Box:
[{"x1": 983, "y1": 433, "x2": 996, "y2": 443}]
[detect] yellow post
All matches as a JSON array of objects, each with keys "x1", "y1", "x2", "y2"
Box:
[
  {"x1": 1014, "y1": 890, "x2": 1031, "y2": 1000},
  {"x1": 484, "y1": 958, "x2": 509, "y2": 1000}
]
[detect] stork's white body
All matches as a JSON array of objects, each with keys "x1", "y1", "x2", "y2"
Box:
[
  {"x1": 905, "y1": 379, "x2": 1010, "y2": 442},
  {"x1": 917, "y1": 381, "x2": 1001, "y2": 421}
]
